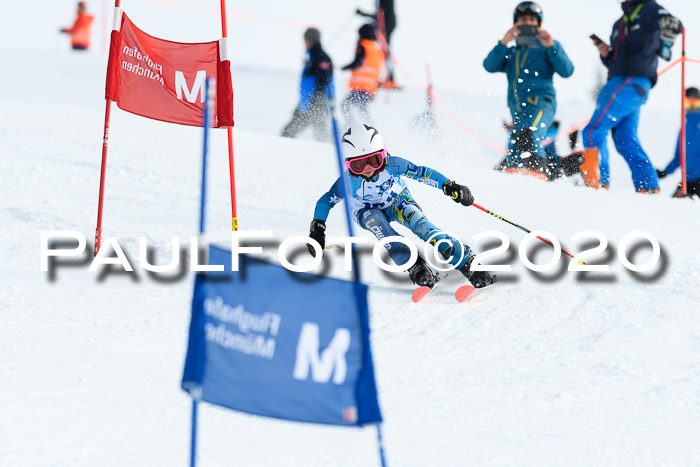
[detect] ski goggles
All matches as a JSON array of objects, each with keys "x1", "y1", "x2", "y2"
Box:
[
  {"x1": 685, "y1": 97, "x2": 700, "y2": 111},
  {"x1": 344, "y1": 149, "x2": 386, "y2": 175},
  {"x1": 514, "y1": 2, "x2": 543, "y2": 22}
]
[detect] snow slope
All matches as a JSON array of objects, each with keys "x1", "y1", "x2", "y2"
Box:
[{"x1": 2, "y1": 1, "x2": 700, "y2": 466}]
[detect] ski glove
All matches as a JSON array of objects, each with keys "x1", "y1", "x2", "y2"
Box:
[
  {"x1": 307, "y1": 219, "x2": 326, "y2": 256},
  {"x1": 442, "y1": 181, "x2": 474, "y2": 206},
  {"x1": 659, "y1": 15, "x2": 682, "y2": 42},
  {"x1": 658, "y1": 15, "x2": 683, "y2": 61},
  {"x1": 656, "y1": 168, "x2": 667, "y2": 179}
]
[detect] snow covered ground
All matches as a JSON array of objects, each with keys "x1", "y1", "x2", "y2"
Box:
[{"x1": 2, "y1": 1, "x2": 700, "y2": 466}]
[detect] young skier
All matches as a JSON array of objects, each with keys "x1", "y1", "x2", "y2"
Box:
[{"x1": 306, "y1": 124, "x2": 496, "y2": 289}]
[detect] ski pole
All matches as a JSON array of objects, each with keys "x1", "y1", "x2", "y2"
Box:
[{"x1": 472, "y1": 202, "x2": 582, "y2": 263}]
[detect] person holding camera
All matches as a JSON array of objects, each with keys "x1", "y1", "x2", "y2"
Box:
[
  {"x1": 656, "y1": 87, "x2": 700, "y2": 198},
  {"x1": 580, "y1": 0, "x2": 682, "y2": 192},
  {"x1": 483, "y1": 2, "x2": 574, "y2": 180}
]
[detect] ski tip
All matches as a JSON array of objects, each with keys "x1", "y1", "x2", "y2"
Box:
[
  {"x1": 412, "y1": 286, "x2": 432, "y2": 303},
  {"x1": 455, "y1": 285, "x2": 478, "y2": 303}
]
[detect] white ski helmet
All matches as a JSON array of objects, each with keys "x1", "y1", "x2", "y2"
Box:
[{"x1": 341, "y1": 124, "x2": 386, "y2": 160}]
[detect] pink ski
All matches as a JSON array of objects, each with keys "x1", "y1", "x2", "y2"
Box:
[
  {"x1": 411, "y1": 286, "x2": 433, "y2": 302},
  {"x1": 455, "y1": 285, "x2": 479, "y2": 302}
]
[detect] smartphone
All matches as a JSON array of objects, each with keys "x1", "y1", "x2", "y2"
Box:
[
  {"x1": 516, "y1": 25, "x2": 539, "y2": 46},
  {"x1": 518, "y1": 25, "x2": 538, "y2": 36},
  {"x1": 590, "y1": 34, "x2": 604, "y2": 45}
]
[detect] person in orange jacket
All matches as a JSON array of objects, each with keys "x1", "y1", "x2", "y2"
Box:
[
  {"x1": 60, "y1": 1, "x2": 94, "y2": 51},
  {"x1": 341, "y1": 24, "x2": 385, "y2": 125}
]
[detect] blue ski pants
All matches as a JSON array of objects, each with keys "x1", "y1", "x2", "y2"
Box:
[
  {"x1": 506, "y1": 99, "x2": 556, "y2": 167},
  {"x1": 583, "y1": 76, "x2": 658, "y2": 190},
  {"x1": 356, "y1": 189, "x2": 470, "y2": 270}
]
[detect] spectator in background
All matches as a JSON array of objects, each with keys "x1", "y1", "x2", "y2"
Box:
[
  {"x1": 581, "y1": 0, "x2": 682, "y2": 192},
  {"x1": 60, "y1": 1, "x2": 94, "y2": 51},
  {"x1": 356, "y1": 0, "x2": 398, "y2": 88},
  {"x1": 281, "y1": 28, "x2": 334, "y2": 142},
  {"x1": 357, "y1": 0, "x2": 396, "y2": 46},
  {"x1": 341, "y1": 24, "x2": 385, "y2": 126},
  {"x1": 657, "y1": 87, "x2": 700, "y2": 198},
  {"x1": 483, "y1": 2, "x2": 574, "y2": 180}
]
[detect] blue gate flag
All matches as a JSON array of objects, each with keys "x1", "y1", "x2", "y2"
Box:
[{"x1": 181, "y1": 245, "x2": 382, "y2": 426}]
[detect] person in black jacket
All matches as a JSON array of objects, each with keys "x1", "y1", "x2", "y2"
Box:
[
  {"x1": 281, "y1": 28, "x2": 334, "y2": 142},
  {"x1": 580, "y1": 0, "x2": 682, "y2": 192},
  {"x1": 356, "y1": 0, "x2": 398, "y2": 87},
  {"x1": 356, "y1": 0, "x2": 396, "y2": 45}
]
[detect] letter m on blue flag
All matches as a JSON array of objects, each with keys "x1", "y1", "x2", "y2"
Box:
[{"x1": 181, "y1": 245, "x2": 382, "y2": 426}]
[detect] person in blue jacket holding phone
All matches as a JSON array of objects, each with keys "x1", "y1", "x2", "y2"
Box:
[
  {"x1": 580, "y1": 0, "x2": 682, "y2": 192},
  {"x1": 483, "y1": 1, "x2": 574, "y2": 180}
]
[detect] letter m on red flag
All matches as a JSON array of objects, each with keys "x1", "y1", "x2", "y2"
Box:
[{"x1": 105, "y1": 10, "x2": 234, "y2": 128}]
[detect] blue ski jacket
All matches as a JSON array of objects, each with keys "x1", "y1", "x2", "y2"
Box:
[
  {"x1": 602, "y1": 0, "x2": 671, "y2": 87},
  {"x1": 313, "y1": 155, "x2": 450, "y2": 222},
  {"x1": 483, "y1": 40, "x2": 573, "y2": 114},
  {"x1": 298, "y1": 42, "x2": 333, "y2": 113},
  {"x1": 663, "y1": 111, "x2": 700, "y2": 182}
]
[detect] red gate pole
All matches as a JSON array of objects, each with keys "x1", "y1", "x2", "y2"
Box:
[
  {"x1": 220, "y1": 0, "x2": 238, "y2": 231},
  {"x1": 680, "y1": 28, "x2": 688, "y2": 196},
  {"x1": 94, "y1": 0, "x2": 121, "y2": 255}
]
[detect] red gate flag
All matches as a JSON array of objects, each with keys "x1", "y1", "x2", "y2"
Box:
[{"x1": 105, "y1": 10, "x2": 234, "y2": 128}]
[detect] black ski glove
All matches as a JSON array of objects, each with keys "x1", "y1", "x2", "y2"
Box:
[
  {"x1": 307, "y1": 219, "x2": 326, "y2": 256},
  {"x1": 442, "y1": 181, "x2": 474, "y2": 206},
  {"x1": 656, "y1": 168, "x2": 667, "y2": 179}
]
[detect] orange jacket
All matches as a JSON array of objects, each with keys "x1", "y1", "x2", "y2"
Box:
[
  {"x1": 63, "y1": 12, "x2": 94, "y2": 49},
  {"x1": 348, "y1": 39, "x2": 384, "y2": 95}
]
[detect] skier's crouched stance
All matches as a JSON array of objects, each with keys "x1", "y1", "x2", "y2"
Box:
[{"x1": 307, "y1": 124, "x2": 495, "y2": 289}]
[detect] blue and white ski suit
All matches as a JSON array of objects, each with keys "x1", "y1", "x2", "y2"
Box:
[{"x1": 313, "y1": 155, "x2": 470, "y2": 269}]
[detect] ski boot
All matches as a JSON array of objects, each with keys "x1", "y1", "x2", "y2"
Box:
[
  {"x1": 408, "y1": 257, "x2": 438, "y2": 288},
  {"x1": 459, "y1": 253, "x2": 496, "y2": 289}
]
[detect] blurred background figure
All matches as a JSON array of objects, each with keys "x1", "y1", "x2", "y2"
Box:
[
  {"x1": 60, "y1": 1, "x2": 94, "y2": 51},
  {"x1": 356, "y1": 0, "x2": 398, "y2": 89},
  {"x1": 357, "y1": 0, "x2": 396, "y2": 45},
  {"x1": 656, "y1": 86, "x2": 700, "y2": 198},
  {"x1": 581, "y1": 0, "x2": 682, "y2": 192},
  {"x1": 341, "y1": 24, "x2": 385, "y2": 126},
  {"x1": 281, "y1": 27, "x2": 334, "y2": 142},
  {"x1": 483, "y1": 2, "x2": 574, "y2": 181}
]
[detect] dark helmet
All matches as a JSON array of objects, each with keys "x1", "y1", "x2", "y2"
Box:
[
  {"x1": 359, "y1": 23, "x2": 376, "y2": 40},
  {"x1": 686, "y1": 87, "x2": 700, "y2": 99},
  {"x1": 513, "y1": 2, "x2": 543, "y2": 25},
  {"x1": 303, "y1": 27, "x2": 321, "y2": 45}
]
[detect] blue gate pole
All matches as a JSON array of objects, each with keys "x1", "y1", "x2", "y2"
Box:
[
  {"x1": 329, "y1": 86, "x2": 388, "y2": 466},
  {"x1": 190, "y1": 77, "x2": 213, "y2": 467},
  {"x1": 190, "y1": 398, "x2": 198, "y2": 467},
  {"x1": 376, "y1": 423, "x2": 388, "y2": 467},
  {"x1": 328, "y1": 88, "x2": 361, "y2": 283}
]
